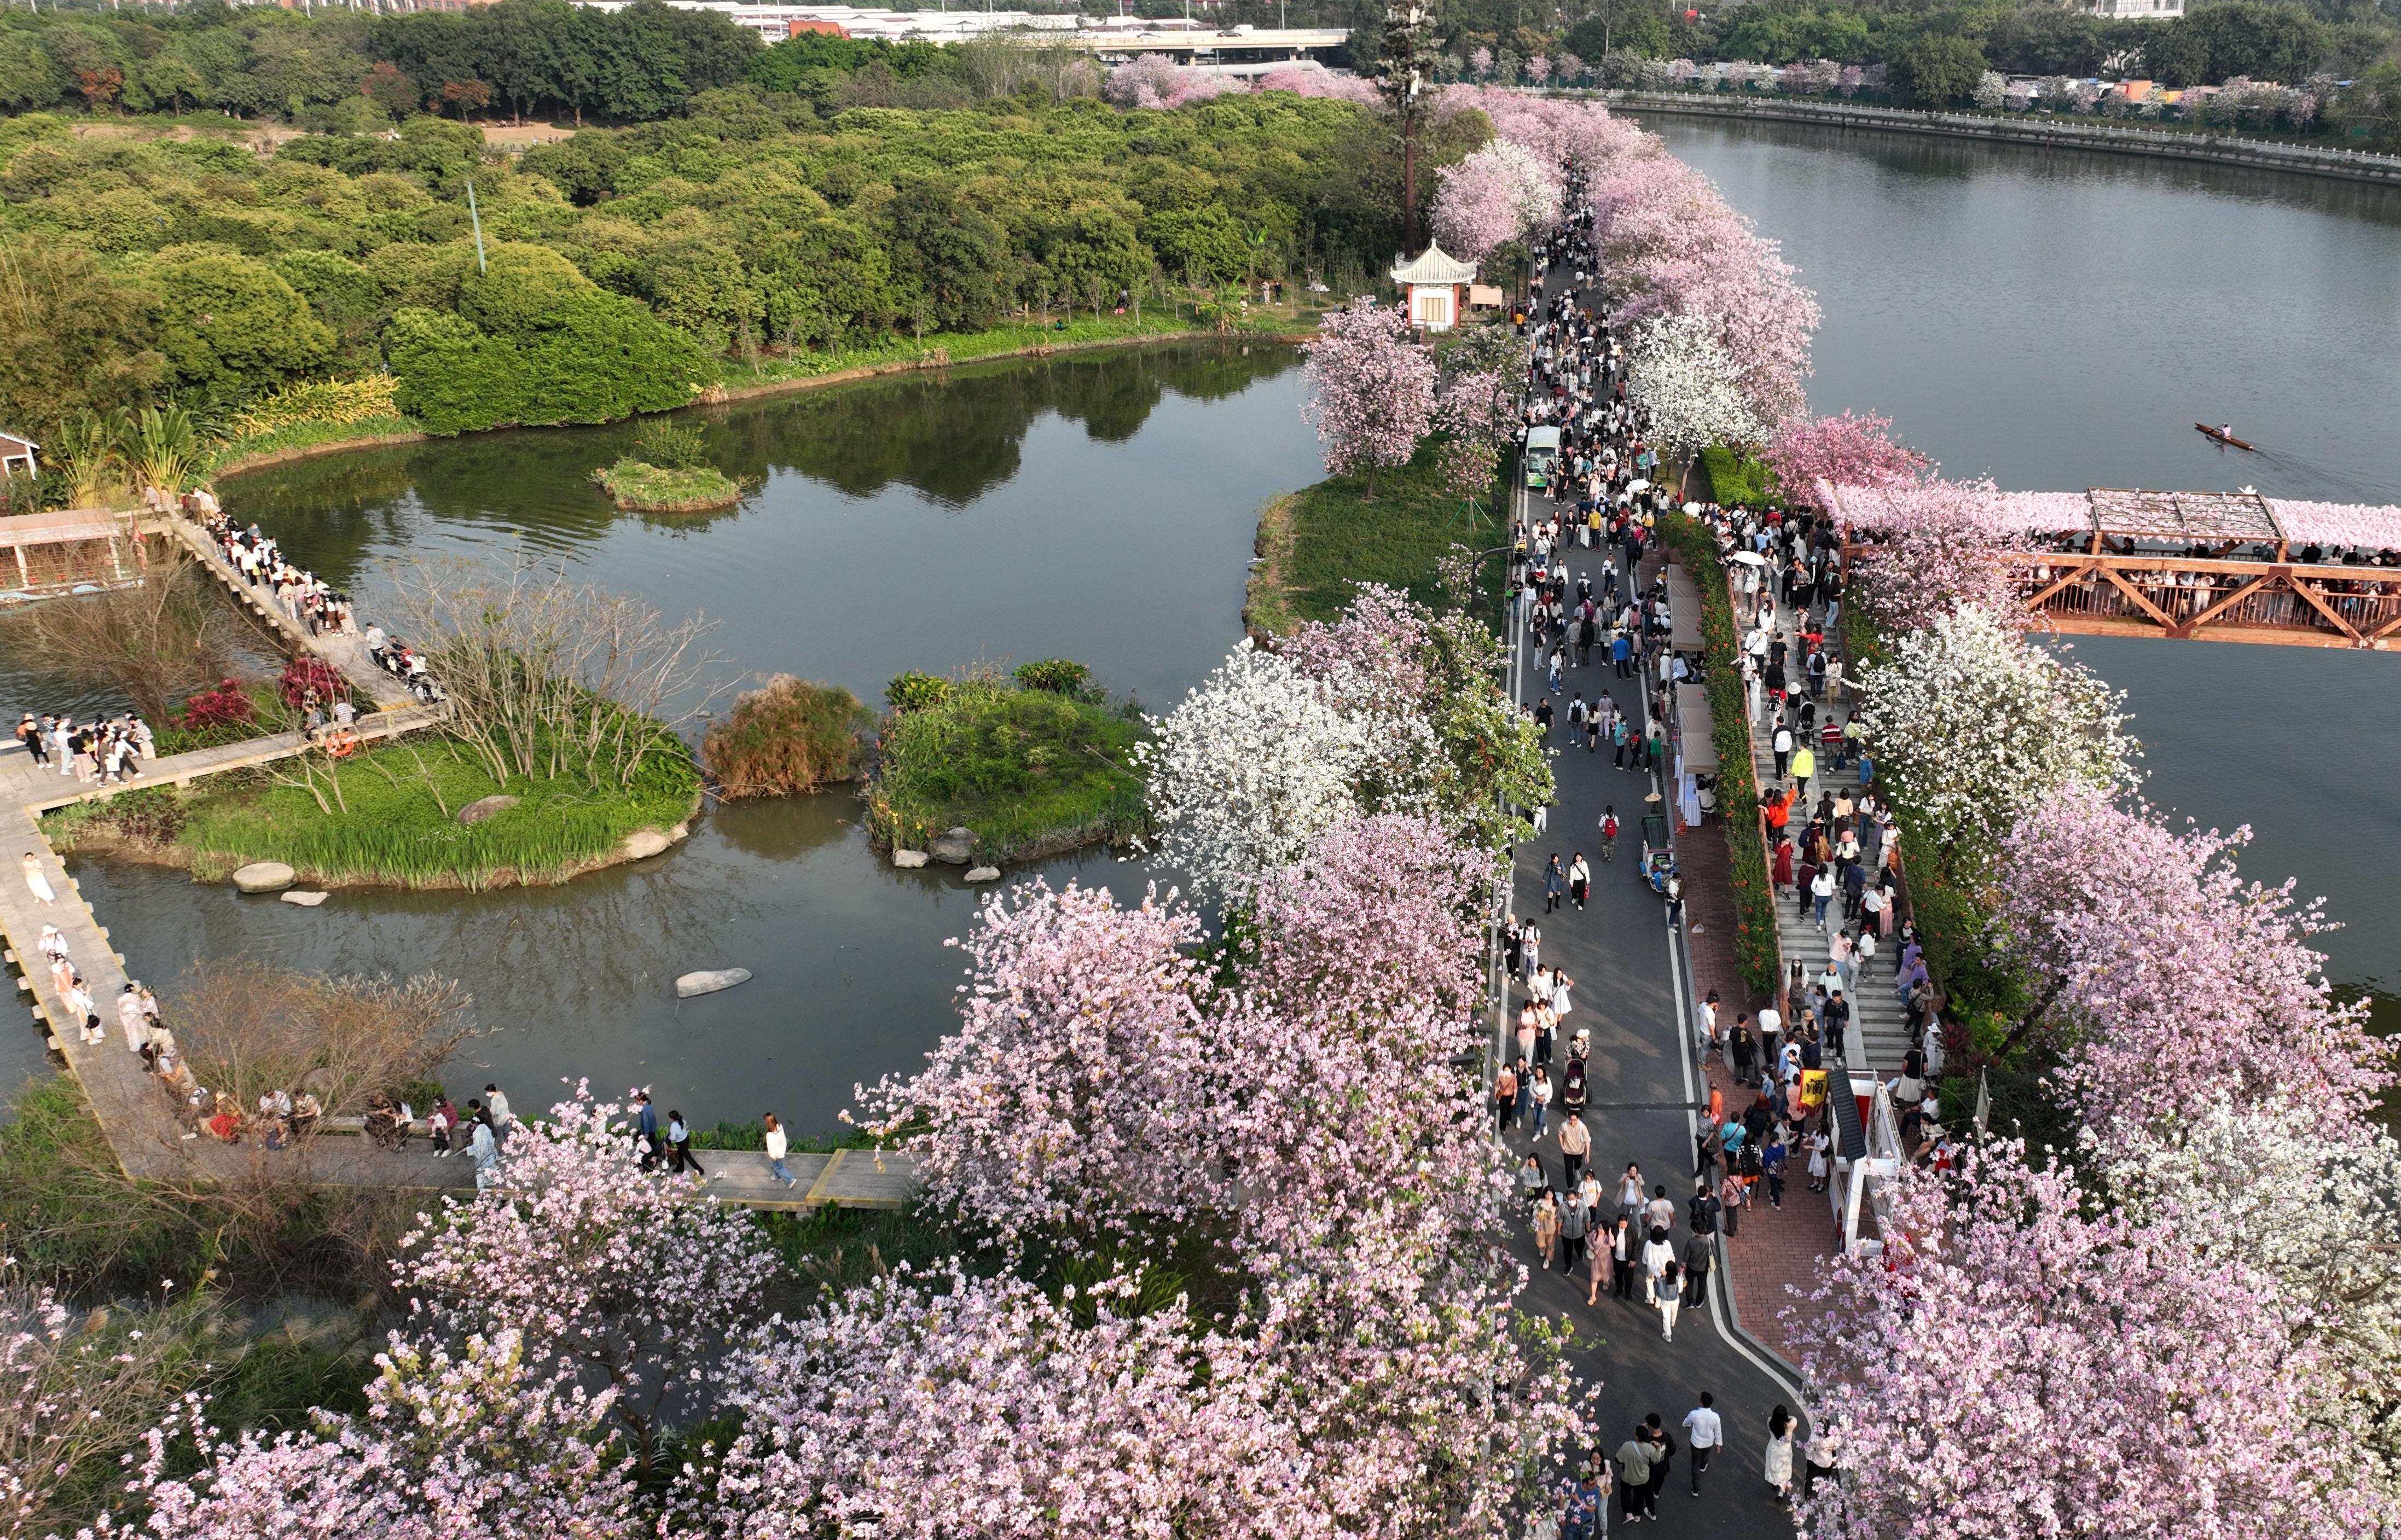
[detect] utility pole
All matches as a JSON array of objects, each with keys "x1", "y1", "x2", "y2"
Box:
[
  {"x1": 466, "y1": 177, "x2": 488, "y2": 275},
  {"x1": 1377, "y1": 0, "x2": 1433, "y2": 253}
]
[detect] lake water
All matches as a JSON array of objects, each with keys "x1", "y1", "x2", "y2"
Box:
[
  {"x1": 10, "y1": 345, "x2": 1321, "y2": 1129},
  {"x1": 1637, "y1": 113, "x2": 2401, "y2": 989},
  {"x1": 13, "y1": 126, "x2": 2401, "y2": 1115}
]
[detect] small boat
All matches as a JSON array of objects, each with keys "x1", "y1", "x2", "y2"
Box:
[{"x1": 2195, "y1": 423, "x2": 2257, "y2": 451}]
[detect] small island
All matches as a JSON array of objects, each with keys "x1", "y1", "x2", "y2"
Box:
[
  {"x1": 591, "y1": 420, "x2": 745, "y2": 513},
  {"x1": 866, "y1": 661, "x2": 1150, "y2": 865}
]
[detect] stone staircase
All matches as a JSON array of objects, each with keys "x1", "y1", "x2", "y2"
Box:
[{"x1": 1735, "y1": 610, "x2": 1912, "y2": 1082}]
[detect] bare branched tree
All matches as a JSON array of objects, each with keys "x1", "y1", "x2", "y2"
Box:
[
  {"x1": 172, "y1": 961, "x2": 486, "y2": 1126},
  {"x1": 10, "y1": 545, "x2": 243, "y2": 720},
  {"x1": 386, "y1": 555, "x2": 726, "y2": 792}
]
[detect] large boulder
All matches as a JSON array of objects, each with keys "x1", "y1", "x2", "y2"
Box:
[
  {"x1": 892, "y1": 849, "x2": 929, "y2": 869},
  {"x1": 232, "y1": 861, "x2": 296, "y2": 893},
  {"x1": 457, "y1": 794, "x2": 519, "y2": 826},
  {"x1": 675, "y1": 967, "x2": 751, "y2": 999},
  {"x1": 623, "y1": 829, "x2": 672, "y2": 861},
  {"x1": 929, "y1": 827, "x2": 976, "y2": 864}
]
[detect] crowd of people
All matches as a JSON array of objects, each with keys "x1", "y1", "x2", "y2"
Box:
[
  {"x1": 11, "y1": 710, "x2": 154, "y2": 783},
  {"x1": 199, "y1": 509, "x2": 444, "y2": 705}
]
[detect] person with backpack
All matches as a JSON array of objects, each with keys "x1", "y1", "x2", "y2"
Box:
[{"x1": 1600, "y1": 805, "x2": 1620, "y2": 861}]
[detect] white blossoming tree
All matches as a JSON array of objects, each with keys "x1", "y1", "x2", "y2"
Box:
[
  {"x1": 1857, "y1": 603, "x2": 2137, "y2": 882},
  {"x1": 1623, "y1": 312, "x2": 1765, "y2": 462},
  {"x1": 1137, "y1": 641, "x2": 1372, "y2": 897}
]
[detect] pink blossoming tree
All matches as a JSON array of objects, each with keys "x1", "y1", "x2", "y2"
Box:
[
  {"x1": 1763, "y1": 411, "x2": 1927, "y2": 504},
  {"x1": 1301, "y1": 299, "x2": 1436, "y2": 495},
  {"x1": 1431, "y1": 139, "x2": 1564, "y2": 263}
]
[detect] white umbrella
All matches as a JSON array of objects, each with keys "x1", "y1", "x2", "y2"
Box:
[
  {"x1": 1627, "y1": 479, "x2": 1653, "y2": 492},
  {"x1": 1682, "y1": 502, "x2": 1701, "y2": 514},
  {"x1": 1727, "y1": 550, "x2": 1768, "y2": 567}
]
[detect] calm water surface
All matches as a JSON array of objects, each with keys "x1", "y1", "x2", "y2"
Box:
[
  {"x1": 11, "y1": 346, "x2": 1318, "y2": 1126},
  {"x1": 1639, "y1": 115, "x2": 2401, "y2": 986}
]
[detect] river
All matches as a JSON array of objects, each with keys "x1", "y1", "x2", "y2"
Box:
[
  {"x1": 1636, "y1": 113, "x2": 2401, "y2": 992},
  {"x1": 13, "y1": 126, "x2": 2401, "y2": 1117}
]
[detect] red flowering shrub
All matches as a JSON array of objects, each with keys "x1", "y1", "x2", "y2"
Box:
[
  {"x1": 177, "y1": 679, "x2": 257, "y2": 732},
  {"x1": 277, "y1": 656, "x2": 352, "y2": 708}
]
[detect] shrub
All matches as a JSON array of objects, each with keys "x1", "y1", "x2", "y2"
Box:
[
  {"x1": 884, "y1": 671, "x2": 952, "y2": 713},
  {"x1": 225, "y1": 376, "x2": 403, "y2": 440},
  {"x1": 276, "y1": 655, "x2": 352, "y2": 708},
  {"x1": 177, "y1": 677, "x2": 258, "y2": 733},
  {"x1": 703, "y1": 675, "x2": 871, "y2": 798},
  {"x1": 1012, "y1": 658, "x2": 1092, "y2": 697},
  {"x1": 632, "y1": 419, "x2": 707, "y2": 470},
  {"x1": 867, "y1": 678, "x2": 1149, "y2": 860}
]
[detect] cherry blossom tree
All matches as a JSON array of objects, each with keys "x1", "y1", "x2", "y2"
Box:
[
  {"x1": 853, "y1": 880, "x2": 1221, "y2": 1248},
  {"x1": 2, "y1": 1274, "x2": 200, "y2": 1538},
  {"x1": 1841, "y1": 477, "x2": 2028, "y2": 631},
  {"x1": 1762, "y1": 411, "x2": 1926, "y2": 503},
  {"x1": 1103, "y1": 54, "x2": 1239, "y2": 110},
  {"x1": 91, "y1": 1328, "x2": 639, "y2": 1540},
  {"x1": 1858, "y1": 604, "x2": 2137, "y2": 882},
  {"x1": 1138, "y1": 640, "x2": 1375, "y2": 897},
  {"x1": 1623, "y1": 312, "x2": 1765, "y2": 461},
  {"x1": 1525, "y1": 54, "x2": 1552, "y2": 86},
  {"x1": 1995, "y1": 791, "x2": 2388, "y2": 1135},
  {"x1": 1790, "y1": 1141, "x2": 2374, "y2": 1540},
  {"x1": 391, "y1": 1086, "x2": 784, "y2": 1475},
  {"x1": 1301, "y1": 299, "x2": 1436, "y2": 494},
  {"x1": 1431, "y1": 140, "x2": 1564, "y2": 263}
]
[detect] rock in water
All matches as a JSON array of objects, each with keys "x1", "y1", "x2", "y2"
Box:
[
  {"x1": 623, "y1": 829, "x2": 672, "y2": 860},
  {"x1": 457, "y1": 794, "x2": 519, "y2": 825},
  {"x1": 676, "y1": 968, "x2": 751, "y2": 998},
  {"x1": 892, "y1": 849, "x2": 929, "y2": 869},
  {"x1": 281, "y1": 891, "x2": 330, "y2": 907},
  {"x1": 965, "y1": 865, "x2": 1001, "y2": 883},
  {"x1": 232, "y1": 861, "x2": 296, "y2": 893},
  {"x1": 930, "y1": 827, "x2": 976, "y2": 864}
]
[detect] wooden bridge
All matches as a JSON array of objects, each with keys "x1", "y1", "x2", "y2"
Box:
[{"x1": 1839, "y1": 486, "x2": 2401, "y2": 650}]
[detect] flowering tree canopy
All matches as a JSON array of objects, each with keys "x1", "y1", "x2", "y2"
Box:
[
  {"x1": 1430, "y1": 138, "x2": 1563, "y2": 263},
  {"x1": 1858, "y1": 604, "x2": 2137, "y2": 880},
  {"x1": 1300, "y1": 299, "x2": 1436, "y2": 493},
  {"x1": 1102, "y1": 54, "x2": 1239, "y2": 110},
  {"x1": 1995, "y1": 791, "x2": 2387, "y2": 1136},
  {"x1": 1624, "y1": 312, "x2": 1765, "y2": 460},
  {"x1": 1843, "y1": 478, "x2": 2031, "y2": 632},
  {"x1": 1763, "y1": 411, "x2": 1926, "y2": 503},
  {"x1": 1791, "y1": 1143, "x2": 2376, "y2": 1540}
]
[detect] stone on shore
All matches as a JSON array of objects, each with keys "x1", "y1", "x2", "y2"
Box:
[
  {"x1": 623, "y1": 829, "x2": 673, "y2": 860},
  {"x1": 457, "y1": 794, "x2": 519, "y2": 825},
  {"x1": 232, "y1": 861, "x2": 296, "y2": 893},
  {"x1": 930, "y1": 827, "x2": 976, "y2": 864},
  {"x1": 965, "y1": 865, "x2": 1001, "y2": 883},
  {"x1": 676, "y1": 967, "x2": 752, "y2": 998},
  {"x1": 281, "y1": 891, "x2": 330, "y2": 907},
  {"x1": 892, "y1": 849, "x2": 929, "y2": 869}
]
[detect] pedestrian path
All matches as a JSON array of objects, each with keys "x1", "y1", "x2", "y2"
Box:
[
  {"x1": 1728, "y1": 591, "x2": 1910, "y2": 1080},
  {"x1": 152, "y1": 516, "x2": 415, "y2": 710}
]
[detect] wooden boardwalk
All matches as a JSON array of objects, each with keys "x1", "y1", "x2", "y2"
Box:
[{"x1": 3, "y1": 519, "x2": 916, "y2": 1209}]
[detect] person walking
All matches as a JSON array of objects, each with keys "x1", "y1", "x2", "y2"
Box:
[
  {"x1": 633, "y1": 1090, "x2": 663, "y2": 1171},
  {"x1": 1655, "y1": 1261, "x2": 1682, "y2": 1340},
  {"x1": 21, "y1": 852, "x2": 55, "y2": 906},
  {"x1": 1641, "y1": 1418, "x2": 1677, "y2": 1515},
  {"x1": 1557, "y1": 1113, "x2": 1591, "y2": 1190},
  {"x1": 1789, "y1": 742, "x2": 1814, "y2": 799},
  {"x1": 1544, "y1": 855, "x2": 1566, "y2": 914},
  {"x1": 1610, "y1": 1213, "x2": 1639, "y2": 1300},
  {"x1": 1587, "y1": 1212, "x2": 1612, "y2": 1305},
  {"x1": 1683, "y1": 1393, "x2": 1723, "y2": 1497},
  {"x1": 484, "y1": 1084, "x2": 513, "y2": 1148},
  {"x1": 1532, "y1": 1189, "x2": 1561, "y2": 1270},
  {"x1": 1680, "y1": 1226, "x2": 1714, "y2": 1309},
  {"x1": 667, "y1": 1109, "x2": 705, "y2": 1176},
  {"x1": 1568, "y1": 853, "x2": 1591, "y2": 911},
  {"x1": 1494, "y1": 1061, "x2": 1518, "y2": 1134},
  {"x1": 1560, "y1": 1466, "x2": 1607, "y2": 1540},
  {"x1": 468, "y1": 1113, "x2": 499, "y2": 1191},
  {"x1": 1614, "y1": 1428, "x2": 1655, "y2": 1526},
  {"x1": 763, "y1": 1112, "x2": 796, "y2": 1185},
  {"x1": 1557, "y1": 1187, "x2": 1589, "y2": 1276},
  {"x1": 1764, "y1": 1406, "x2": 1796, "y2": 1507},
  {"x1": 1529, "y1": 1064, "x2": 1553, "y2": 1135}
]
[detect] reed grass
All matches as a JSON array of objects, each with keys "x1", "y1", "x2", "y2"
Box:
[{"x1": 866, "y1": 677, "x2": 1149, "y2": 862}]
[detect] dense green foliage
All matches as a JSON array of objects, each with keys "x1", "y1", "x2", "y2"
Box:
[
  {"x1": 593, "y1": 456, "x2": 743, "y2": 511},
  {"x1": 1251, "y1": 441, "x2": 1502, "y2": 631},
  {"x1": 1659, "y1": 512, "x2": 1779, "y2": 998},
  {"x1": 0, "y1": 74, "x2": 1439, "y2": 445},
  {"x1": 867, "y1": 670, "x2": 1150, "y2": 862},
  {"x1": 1699, "y1": 445, "x2": 1783, "y2": 509},
  {"x1": 47, "y1": 733, "x2": 701, "y2": 888},
  {"x1": 701, "y1": 675, "x2": 871, "y2": 797}
]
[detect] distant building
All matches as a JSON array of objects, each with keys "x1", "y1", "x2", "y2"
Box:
[
  {"x1": 2075, "y1": 0, "x2": 2183, "y2": 20},
  {"x1": 0, "y1": 431, "x2": 37, "y2": 479},
  {"x1": 1390, "y1": 243, "x2": 1477, "y2": 333}
]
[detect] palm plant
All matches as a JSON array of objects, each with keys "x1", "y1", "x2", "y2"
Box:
[
  {"x1": 131, "y1": 404, "x2": 202, "y2": 500},
  {"x1": 52, "y1": 408, "x2": 131, "y2": 509}
]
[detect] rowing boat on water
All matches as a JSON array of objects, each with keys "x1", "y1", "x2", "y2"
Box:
[{"x1": 2195, "y1": 423, "x2": 2258, "y2": 451}]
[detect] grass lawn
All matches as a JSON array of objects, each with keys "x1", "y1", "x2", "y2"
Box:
[
  {"x1": 591, "y1": 457, "x2": 745, "y2": 512},
  {"x1": 50, "y1": 735, "x2": 701, "y2": 890},
  {"x1": 866, "y1": 680, "x2": 1149, "y2": 863},
  {"x1": 1246, "y1": 443, "x2": 1508, "y2": 634}
]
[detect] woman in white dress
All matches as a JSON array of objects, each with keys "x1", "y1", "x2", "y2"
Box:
[
  {"x1": 1807, "y1": 1129, "x2": 1832, "y2": 1194},
  {"x1": 21, "y1": 852, "x2": 55, "y2": 905},
  {"x1": 1764, "y1": 1406, "x2": 1795, "y2": 1504}
]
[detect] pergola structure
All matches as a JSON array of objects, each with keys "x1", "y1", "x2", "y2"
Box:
[
  {"x1": 2012, "y1": 489, "x2": 2401, "y2": 648},
  {"x1": 0, "y1": 508, "x2": 147, "y2": 602}
]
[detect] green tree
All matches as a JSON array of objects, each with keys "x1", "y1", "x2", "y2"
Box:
[
  {"x1": 382, "y1": 305, "x2": 529, "y2": 433},
  {"x1": 147, "y1": 245, "x2": 334, "y2": 404},
  {"x1": 0, "y1": 239, "x2": 164, "y2": 434},
  {"x1": 1564, "y1": 3, "x2": 1674, "y2": 63},
  {"x1": 358, "y1": 59, "x2": 418, "y2": 119},
  {"x1": 2156, "y1": 1, "x2": 2333, "y2": 84},
  {"x1": 0, "y1": 33, "x2": 65, "y2": 113},
  {"x1": 879, "y1": 177, "x2": 1008, "y2": 333},
  {"x1": 272, "y1": 248, "x2": 385, "y2": 335},
  {"x1": 1888, "y1": 34, "x2": 1989, "y2": 107}
]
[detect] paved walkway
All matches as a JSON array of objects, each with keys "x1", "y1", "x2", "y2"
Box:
[{"x1": 1498, "y1": 496, "x2": 1805, "y2": 1525}]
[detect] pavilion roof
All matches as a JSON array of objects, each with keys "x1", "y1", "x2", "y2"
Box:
[
  {"x1": 1389, "y1": 243, "x2": 1477, "y2": 284},
  {"x1": 2086, "y1": 488, "x2": 2282, "y2": 542}
]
